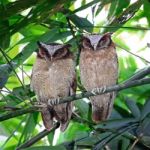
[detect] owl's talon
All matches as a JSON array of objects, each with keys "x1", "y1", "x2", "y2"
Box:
[
  {"x1": 91, "y1": 86, "x2": 107, "y2": 95},
  {"x1": 103, "y1": 86, "x2": 106, "y2": 93},
  {"x1": 48, "y1": 98, "x2": 60, "y2": 106},
  {"x1": 91, "y1": 88, "x2": 98, "y2": 95}
]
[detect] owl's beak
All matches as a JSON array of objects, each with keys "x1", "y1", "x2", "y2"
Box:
[
  {"x1": 50, "y1": 56, "x2": 53, "y2": 61},
  {"x1": 93, "y1": 44, "x2": 97, "y2": 50}
]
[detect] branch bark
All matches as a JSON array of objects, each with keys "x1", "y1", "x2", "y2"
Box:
[
  {"x1": 0, "y1": 77, "x2": 150, "y2": 122},
  {"x1": 54, "y1": 77, "x2": 150, "y2": 105},
  {"x1": 0, "y1": 107, "x2": 36, "y2": 121}
]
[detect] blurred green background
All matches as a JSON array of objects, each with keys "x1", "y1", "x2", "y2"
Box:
[{"x1": 0, "y1": 0, "x2": 150, "y2": 149}]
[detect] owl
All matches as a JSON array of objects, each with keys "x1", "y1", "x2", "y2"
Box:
[
  {"x1": 79, "y1": 33, "x2": 118, "y2": 123},
  {"x1": 30, "y1": 41, "x2": 76, "y2": 131}
]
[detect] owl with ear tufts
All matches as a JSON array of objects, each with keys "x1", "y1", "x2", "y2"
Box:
[
  {"x1": 79, "y1": 33, "x2": 118, "y2": 123},
  {"x1": 30, "y1": 42, "x2": 76, "y2": 131}
]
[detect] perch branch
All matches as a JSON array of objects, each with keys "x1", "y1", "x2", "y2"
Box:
[
  {"x1": 47, "y1": 78, "x2": 150, "y2": 105},
  {"x1": 0, "y1": 77, "x2": 150, "y2": 122}
]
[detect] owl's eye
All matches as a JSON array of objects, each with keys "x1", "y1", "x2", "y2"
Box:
[
  {"x1": 53, "y1": 48, "x2": 66, "y2": 58},
  {"x1": 38, "y1": 48, "x2": 49, "y2": 58},
  {"x1": 82, "y1": 38, "x2": 92, "y2": 49},
  {"x1": 97, "y1": 35, "x2": 111, "y2": 49}
]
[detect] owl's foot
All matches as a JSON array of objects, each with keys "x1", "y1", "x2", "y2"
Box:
[
  {"x1": 91, "y1": 86, "x2": 106, "y2": 95},
  {"x1": 48, "y1": 98, "x2": 60, "y2": 106}
]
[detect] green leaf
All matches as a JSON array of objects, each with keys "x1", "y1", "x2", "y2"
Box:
[
  {"x1": 107, "y1": 0, "x2": 118, "y2": 20},
  {"x1": 141, "y1": 99, "x2": 150, "y2": 119},
  {"x1": 94, "y1": 118, "x2": 137, "y2": 129},
  {"x1": 23, "y1": 145, "x2": 66, "y2": 150},
  {"x1": 69, "y1": 14, "x2": 93, "y2": 32},
  {"x1": 75, "y1": 100, "x2": 89, "y2": 119},
  {"x1": 18, "y1": 112, "x2": 39, "y2": 146},
  {"x1": 0, "y1": 20, "x2": 10, "y2": 49},
  {"x1": 12, "y1": 30, "x2": 71, "y2": 66},
  {"x1": 143, "y1": 0, "x2": 150, "y2": 26},
  {"x1": 121, "y1": 137, "x2": 130, "y2": 150},
  {"x1": 57, "y1": 121, "x2": 90, "y2": 144},
  {"x1": 141, "y1": 136, "x2": 150, "y2": 147},
  {"x1": 47, "y1": 129, "x2": 55, "y2": 145},
  {"x1": 73, "y1": 0, "x2": 101, "y2": 14},
  {"x1": 0, "y1": 0, "x2": 38, "y2": 21},
  {"x1": 125, "y1": 97, "x2": 141, "y2": 118}
]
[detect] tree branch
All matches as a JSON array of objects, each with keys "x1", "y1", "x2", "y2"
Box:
[
  {"x1": 0, "y1": 107, "x2": 36, "y2": 121},
  {"x1": 0, "y1": 77, "x2": 150, "y2": 122},
  {"x1": 116, "y1": 44, "x2": 150, "y2": 64},
  {"x1": 16, "y1": 122, "x2": 59, "y2": 150},
  {"x1": 123, "y1": 66, "x2": 150, "y2": 84},
  {"x1": 51, "y1": 77, "x2": 150, "y2": 105}
]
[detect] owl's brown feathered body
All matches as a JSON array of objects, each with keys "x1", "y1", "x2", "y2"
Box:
[
  {"x1": 79, "y1": 33, "x2": 118, "y2": 123},
  {"x1": 31, "y1": 42, "x2": 76, "y2": 131}
]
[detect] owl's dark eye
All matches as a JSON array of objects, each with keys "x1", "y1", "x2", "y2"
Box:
[
  {"x1": 53, "y1": 48, "x2": 66, "y2": 58},
  {"x1": 38, "y1": 48, "x2": 49, "y2": 58},
  {"x1": 82, "y1": 38, "x2": 92, "y2": 49},
  {"x1": 97, "y1": 35, "x2": 111, "y2": 49}
]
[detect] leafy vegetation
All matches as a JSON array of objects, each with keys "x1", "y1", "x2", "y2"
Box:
[{"x1": 0, "y1": 0, "x2": 150, "y2": 149}]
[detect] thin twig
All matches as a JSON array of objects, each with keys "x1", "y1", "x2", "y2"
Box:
[
  {"x1": 0, "y1": 48, "x2": 32, "y2": 103},
  {"x1": 2, "y1": 87, "x2": 24, "y2": 101},
  {"x1": 40, "y1": 23, "x2": 150, "y2": 31},
  {"x1": 21, "y1": 64, "x2": 25, "y2": 85},
  {"x1": 93, "y1": 124, "x2": 138, "y2": 150},
  {"x1": 18, "y1": 66, "x2": 31, "y2": 79},
  {"x1": 0, "y1": 107, "x2": 37, "y2": 121},
  {"x1": 129, "y1": 138, "x2": 139, "y2": 150},
  {"x1": 0, "y1": 91, "x2": 8, "y2": 103},
  {"x1": 116, "y1": 44, "x2": 150, "y2": 64},
  {"x1": 16, "y1": 122, "x2": 59, "y2": 150},
  {"x1": 123, "y1": 66, "x2": 150, "y2": 84},
  {"x1": 0, "y1": 48, "x2": 24, "y2": 87}
]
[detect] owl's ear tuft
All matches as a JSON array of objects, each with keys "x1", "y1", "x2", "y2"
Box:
[
  {"x1": 63, "y1": 44, "x2": 71, "y2": 49},
  {"x1": 97, "y1": 33, "x2": 112, "y2": 49},
  {"x1": 37, "y1": 41, "x2": 42, "y2": 47},
  {"x1": 37, "y1": 41, "x2": 47, "y2": 58}
]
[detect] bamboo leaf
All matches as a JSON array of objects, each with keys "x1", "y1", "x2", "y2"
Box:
[{"x1": 125, "y1": 97, "x2": 141, "y2": 118}]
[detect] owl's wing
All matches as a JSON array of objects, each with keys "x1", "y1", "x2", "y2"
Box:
[
  {"x1": 60, "y1": 76, "x2": 77, "y2": 132},
  {"x1": 92, "y1": 92, "x2": 116, "y2": 122},
  {"x1": 30, "y1": 68, "x2": 34, "y2": 92},
  {"x1": 41, "y1": 107, "x2": 54, "y2": 131}
]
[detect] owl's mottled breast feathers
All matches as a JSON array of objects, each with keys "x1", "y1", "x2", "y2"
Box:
[
  {"x1": 79, "y1": 33, "x2": 118, "y2": 123},
  {"x1": 31, "y1": 42, "x2": 76, "y2": 131}
]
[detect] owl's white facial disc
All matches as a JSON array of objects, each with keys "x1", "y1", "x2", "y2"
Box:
[
  {"x1": 86, "y1": 35, "x2": 102, "y2": 50},
  {"x1": 39, "y1": 42, "x2": 64, "y2": 56}
]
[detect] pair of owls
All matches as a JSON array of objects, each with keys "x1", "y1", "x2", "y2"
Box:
[{"x1": 30, "y1": 33, "x2": 118, "y2": 132}]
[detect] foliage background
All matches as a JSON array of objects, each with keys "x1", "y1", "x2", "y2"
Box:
[{"x1": 0, "y1": 0, "x2": 150, "y2": 149}]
